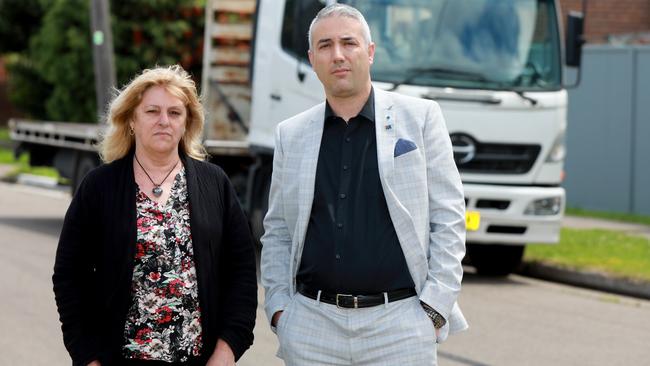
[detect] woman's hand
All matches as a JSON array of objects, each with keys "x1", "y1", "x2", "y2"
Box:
[{"x1": 206, "y1": 339, "x2": 235, "y2": 366}]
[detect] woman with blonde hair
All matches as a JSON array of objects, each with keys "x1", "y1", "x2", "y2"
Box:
[{"x1": 53, "y1": 65, "x2": 257, "y2": 366}]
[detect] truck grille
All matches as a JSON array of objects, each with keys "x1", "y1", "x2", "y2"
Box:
[{"x1": 451, "y1": 134, "x2": 541, "y2": 174}]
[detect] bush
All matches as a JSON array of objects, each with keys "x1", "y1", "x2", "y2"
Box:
[
  {"x1": 0, "y1": 0, "x2": 45, "y2": 53},
  {"x1": 30, "y1": 0, "x2": 96, "y2": 122},
  {"x1": 4, "y1": 53, "x2": 51, "y2": 120},
  {"x1": 113, "y1": 0, "x2": 205, "y2": 88},
  {"x1": 4, "y1": 0, "x2": 205, "y2": 123}
]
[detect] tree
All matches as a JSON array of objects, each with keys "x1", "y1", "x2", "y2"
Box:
[
  {"x1": 4, "y1": 54, "x2": 51, "y2": 120},
  {"x1": 29, "y1": 0, "x2": 96, "y2": 122},
  {"x1": 1, "y1": 0, "x2": 50, "y2": 120},
  {"x1": 4, "y1": 0, "x2": 205, "y2": 122},
  {"x1": 112, "y1": 0, "x2": 205, "y2": 88},
  {"x1": 0, "y1": 0, "x2": 45, "y2": 53}
]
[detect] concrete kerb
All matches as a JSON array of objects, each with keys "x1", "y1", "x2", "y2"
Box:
[
  {"x1": 16, "y1": 173, "x2": 59, "y2": 188},
  {"x1": 518, "y1": 262, "x2": 650, "y2": 301}
]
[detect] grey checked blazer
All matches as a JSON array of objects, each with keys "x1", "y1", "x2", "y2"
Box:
[{"x1": 260, "y1": 88, "x2": 468, "y2": 342}]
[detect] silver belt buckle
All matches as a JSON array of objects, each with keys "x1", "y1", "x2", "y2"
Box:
[{"x1": 336, "y1": 294, "x2": 358, "y2": 309}]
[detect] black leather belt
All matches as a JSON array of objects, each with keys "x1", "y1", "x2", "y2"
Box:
[{"x1": 297, "y1": 283, "x2": 417, "y2": 309}]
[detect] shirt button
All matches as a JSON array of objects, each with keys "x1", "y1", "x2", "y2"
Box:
[
  {"x1": 345, "y1": 137, "x2": 351, "y2": 143},
  {"x1": 335, "y1": 254, "x2": 341, "y2": 259},
  {"x1": 339, "y1": 193, "x2": 346, "y2": 199},
  {"x1": 343, "y1": 165, "x2": 349, "y2": 170},
  {"x1": 337, "y1": 223, "x2": 343, "y2": 229}
]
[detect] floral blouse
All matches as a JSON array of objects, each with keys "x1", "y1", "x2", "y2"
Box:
[{"x1": 122, "y1": 168, "x2": 203, "y2": 362}]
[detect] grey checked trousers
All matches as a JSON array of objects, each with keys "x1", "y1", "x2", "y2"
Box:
[{"x1": 275, "y1": 293, "x2": 438, "y2": 366}]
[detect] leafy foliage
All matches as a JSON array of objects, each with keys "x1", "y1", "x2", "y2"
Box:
[
  {"x1": 29, "y1": 0, "x2": 96, "y2": 122},
  {"x1": 4, "y1": 0, "x2": 205, "y2": 123},
  {"x1": 112, "y1": 0, "x2": 205, "y2": 88},
  {"x1": 4, "y1": 53, "x2": 51, "y2": 120},
  {"x1": 0, "y1": 0, "x2": 45, "y2": 53}
]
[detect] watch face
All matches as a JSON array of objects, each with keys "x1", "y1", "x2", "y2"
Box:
[
  {"x1": 433, "y1": 315, "x2": 446, "y2": 329},
  {"x1": 421, "y1": 302, "x2": 446, "y2": 328}
]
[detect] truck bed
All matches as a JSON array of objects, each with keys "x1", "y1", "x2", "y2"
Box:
[{"x1": 9, "y1": 119, "x2": 101, "y2": 152}]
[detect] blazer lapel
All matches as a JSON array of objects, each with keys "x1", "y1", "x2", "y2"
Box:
[
  {"x1": 374, "y1": 89, "x2": 427, "y2": 290},
  {"x1": 375, "y1": 89, "x2": 396, "y2": 195},
  {"x1": 294, "y1": 105, "x2": 325, "y2": 252}
]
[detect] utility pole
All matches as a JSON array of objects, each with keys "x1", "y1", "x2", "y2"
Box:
[{"x1": 90, "y1": 0, "x2": 116, "y2": 121}]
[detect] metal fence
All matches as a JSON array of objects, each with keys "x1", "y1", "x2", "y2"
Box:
[{"x1": 564, "y1": 45, "x2": 650, "y2": 215}]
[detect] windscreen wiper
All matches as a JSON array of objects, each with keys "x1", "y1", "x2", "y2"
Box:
[
  {"x1": 511, "y1": 62, "x2": 543, "y2": 105},
  {"x1": 514, "y1": 90, "x2": 538, "y2": 106},
  {"x1": 389, "y1": 66, "x2": 491, "y2": 91}
]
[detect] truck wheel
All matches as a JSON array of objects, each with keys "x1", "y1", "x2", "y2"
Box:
[
  {"x1": 467, "y1": 243, "x2": 525, "y2": 276},
  {"x1": 72, "y1": 153, "x2": 99, "y2": 195}
]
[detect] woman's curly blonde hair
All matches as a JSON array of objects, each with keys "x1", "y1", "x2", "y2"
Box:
[{"x1": 98, "y1": 65, "x2": 207, "y2": 163}]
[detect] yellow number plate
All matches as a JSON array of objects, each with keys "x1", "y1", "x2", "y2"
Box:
[{"x1": 466, "y1": 211, "x2": 481, "y2": 231}]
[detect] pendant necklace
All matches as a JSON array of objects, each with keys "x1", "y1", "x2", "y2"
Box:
[{"x1": 134, "y1": 154, "x2": 179, "y2": 197}]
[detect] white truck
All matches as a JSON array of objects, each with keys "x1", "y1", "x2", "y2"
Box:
[{"x1": 10, "y1": 0, "x2": 585, "y2": 275}]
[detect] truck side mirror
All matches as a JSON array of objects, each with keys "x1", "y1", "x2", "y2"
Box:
[{"x1": 565, "y1": 12, "x2": 585, "y2": 67}]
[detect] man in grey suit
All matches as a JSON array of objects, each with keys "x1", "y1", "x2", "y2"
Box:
[{"x1": 260, "y1": 4, "x2": 467, "y2": 365}]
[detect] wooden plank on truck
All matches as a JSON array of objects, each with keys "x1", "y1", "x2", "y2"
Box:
[
  {"x1": 212, "y1": 46, "x2": 251, "y2": 66},
  {"x1": 201, "y1": 0, "x2": 254, "y2": 147},
  {"x1": 211, "y1": 22, "x2": 252, "y2": 41},
  {"x1": 213, "y1": 0, "x2": 255, "y2": 13},
  {"x1": 209, "y1": 66, "x2": 249, "y2": 84}
]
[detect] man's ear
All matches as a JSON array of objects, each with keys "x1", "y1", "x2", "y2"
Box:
[
  {"x1": 368, "y1": 42, "x2": 376, "y2": 65},
  {"x1": 308, "y1": 49, "x2": 314, "y2": 67}
]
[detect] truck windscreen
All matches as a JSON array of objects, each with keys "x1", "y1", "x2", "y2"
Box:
[{"x1": 344, "y1": 0, "x2": 562, "y2": 91}]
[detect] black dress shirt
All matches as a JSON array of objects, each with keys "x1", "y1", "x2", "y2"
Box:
[{"x1": 297, "y1": 89, "x2": 415, "y2": 295}]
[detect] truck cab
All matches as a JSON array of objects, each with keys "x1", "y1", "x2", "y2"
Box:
[{"x1": 247, "y1": 0, "x2": 577, "y2": 275}]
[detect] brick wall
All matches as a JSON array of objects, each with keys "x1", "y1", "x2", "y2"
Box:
[{"x1": 559, "y1": 0, "x2": 650, "y2": 42}]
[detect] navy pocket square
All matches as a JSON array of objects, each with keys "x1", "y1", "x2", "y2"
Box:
[{"x1": 394, "y1": 138, "x2": 417, "y2": 157}]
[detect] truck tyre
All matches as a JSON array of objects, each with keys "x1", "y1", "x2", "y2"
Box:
[
  {"x1": 72, "y1": 153, "x2": 99, "y2": 195},
  {"x1": 467, "y1": 243, "x2": 525, "y2": 276}
]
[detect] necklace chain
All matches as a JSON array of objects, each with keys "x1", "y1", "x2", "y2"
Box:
[{"x1": 134, "y1": 154, "x2": 178, "y2": 197}]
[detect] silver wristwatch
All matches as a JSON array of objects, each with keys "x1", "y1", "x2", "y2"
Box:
[{"x1": 420, "y1": 301, "x2": 446, "y2": 329}]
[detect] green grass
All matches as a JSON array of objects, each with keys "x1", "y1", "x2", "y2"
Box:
[
  {"x1": 0, "y1": 148, "x2": 15, "y2": 164},
  {"x1": 566, "y1": 207, "x2": 650, "y2": 227},
  {"x1": 0, "y1": 152, "x2": 62, "y2": 180},
  {"x1": 527, "y1": 228, "x2": 650, "y2": 282},
  {"x1": 8, "y1": 159, "x2": 61, "y2": 179},
  {"x1": 0, "y1": 127, "x2": 63, "y2": 180}
]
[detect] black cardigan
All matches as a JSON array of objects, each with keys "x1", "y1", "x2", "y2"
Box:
[{"x1": 53, "y1": 151, "x2": 257, "y2": 365}]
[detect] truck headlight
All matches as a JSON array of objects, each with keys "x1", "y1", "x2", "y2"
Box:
[
  {"x1": 524, "y1": 197, "x2": 562, "y2": 215},
  {"x1": 546, "y1": 131, "x2": 566, "y2": 162}
]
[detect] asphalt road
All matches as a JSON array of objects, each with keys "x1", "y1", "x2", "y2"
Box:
[{"x1": 1, "y1": 182, "x2": 649, "y2": 366}]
